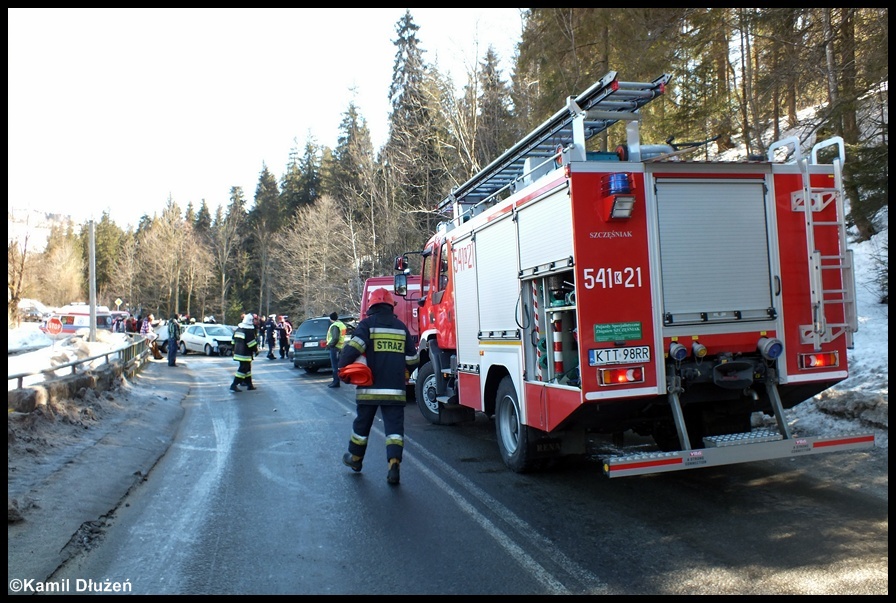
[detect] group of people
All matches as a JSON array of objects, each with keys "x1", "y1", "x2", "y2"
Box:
[
  {"x1": 135, "y1": 313, "x2": 182, "y2": 366},
  {"x1": 111, "y1": 313, "x2": 129, "y2": 333},
  {"x1": 262, "y1": 314, "x2": 293, "y2": 360},
  {"x1": 227, "y1": 311, "x2": 292, "y2": 391},
  {"x1": 140, "y1": 296, "x2": 418, "y2": 486},
  {"x1": 225, "y1": 290, "x2": 419, "y2": 486}
]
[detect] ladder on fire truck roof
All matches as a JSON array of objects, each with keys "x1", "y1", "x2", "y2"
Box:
[
  {"x1": 769, "y1": 136, "x2": 858, "y2": 350},
  {"x1": 441, "y1": 70, "x2": 671, "y2": 221}
]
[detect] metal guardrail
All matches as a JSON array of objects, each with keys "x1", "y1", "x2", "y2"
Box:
[{"x1": 8, "y1": 336, "x2": 151, "y2": 390}]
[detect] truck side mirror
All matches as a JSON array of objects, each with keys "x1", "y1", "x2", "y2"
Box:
[
  {"x1": 394, "y1": 273, "x2": 408, "y2": 297},
  {"x1": 394, "y1": 256, "x2": 408, "y2": 271}
]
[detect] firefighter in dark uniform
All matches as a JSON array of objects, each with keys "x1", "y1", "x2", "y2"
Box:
[
  {"x1": 339, "y1": 288, "x2": 419, "y2": 485},
  {"x1": 231, "y1": 313, "x2": 258, "y2": 392}
]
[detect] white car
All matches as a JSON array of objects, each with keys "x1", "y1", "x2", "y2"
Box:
[{"x1": 178, "y1": 323, "x2": 235, "y2": 356}]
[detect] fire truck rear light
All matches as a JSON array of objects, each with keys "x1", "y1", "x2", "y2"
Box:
[
  {"x1": 692, "y1": 342, "x2": 707, "y2": 358},
  {"x1": 757, "y1": 337, "x2": 784, "y2": 360},
  {"x1": 669, "y1": 342, "x2": 688, "y2": 361},
  {"x1": 799, "y1": 351, "x2": 840, "y2": 369},
  {"x1": 598, "y1": 366, "x2": 645, "y2": 386}
]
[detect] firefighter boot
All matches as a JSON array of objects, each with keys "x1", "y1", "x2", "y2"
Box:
[
  {"x1": 342, "y1": 453, "x2": 363, "y2": 472},
  {"x1": 387, "y1": 458, "x2": 400, "y2": 485},
  {"x1": 246, "y1": 377, "x2": 257, "y2": 391},
  {"x1": 229, "y1": 379, "x2": 241, "y2": 393}
]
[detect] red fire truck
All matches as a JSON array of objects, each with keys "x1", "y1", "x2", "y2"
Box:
[
  {"x1": 393, "y1": 70, "x2": 874, "y2": 477},
  {"x1": 360, "y1": 275, "x2": 421, "y2": 347}
]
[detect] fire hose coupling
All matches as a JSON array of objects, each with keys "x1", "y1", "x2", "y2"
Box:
[
  {"x1": 757, "y1": 337, "x2": 784, "y2": 361},
  {"x1": 669, "y1": 342, "x2": 688, "y2": 362}
]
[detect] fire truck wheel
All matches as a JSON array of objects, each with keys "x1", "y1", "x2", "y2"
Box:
[
  {"x1": 495, "y1": 376, "x2": 534, "y2": 473},
  {"x1": 414, "y1": 362, "x2": 441, "y2": 424}
]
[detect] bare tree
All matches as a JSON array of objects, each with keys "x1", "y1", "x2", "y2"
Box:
[
  {"x1": 209, "y1": 192, "x2": 246, "y2": 324},
  {"x1": 7, "y1": 234, "x2": 28, "y2": 327},
  {"x1": 274, "y1": 195, "x2": 353, "y2": 318},
  {"x1": 106, "y1": 232, "x2": 140, "y2": 315},
  {"x1": 39, "y1": 232, "x2": 85, "y2": 307},
  {"x1": 179, "y1": 221, "x2": 214, "y2": 320},
  {"x1": 135, "y1": 198, "x2": 187, "y2": 316}
]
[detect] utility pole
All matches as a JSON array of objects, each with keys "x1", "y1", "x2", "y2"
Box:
[{"x1": 89, "y1": 220, "x2": 97, "y2": 342}]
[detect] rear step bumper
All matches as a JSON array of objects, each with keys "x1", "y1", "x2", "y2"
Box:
[{"x1": 601, "y1": 431, "x2": 876, "y2": 478}]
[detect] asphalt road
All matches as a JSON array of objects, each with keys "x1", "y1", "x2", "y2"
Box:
[{"x1": 7, "y1": 354, "x2": 888, "y2": 595}]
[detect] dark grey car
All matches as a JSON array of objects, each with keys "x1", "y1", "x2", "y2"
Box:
[{"x1": 291, "y1": 315, "x2": 355, "y2": 373}]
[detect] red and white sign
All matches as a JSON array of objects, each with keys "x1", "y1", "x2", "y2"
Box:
[{"x1": 46, "y1": 317, "x2": 63, "y2": 335}]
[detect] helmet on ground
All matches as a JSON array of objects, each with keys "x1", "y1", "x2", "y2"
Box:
[
  {"x1": 368, "y1": 288, "x2": 396, "y2": 308},
  {"x1": 338, "y1": 361, "x2": 373, "y2": 386},
  {"x1": 239, "y1": 313, "x2": 255, "y2": 328}
]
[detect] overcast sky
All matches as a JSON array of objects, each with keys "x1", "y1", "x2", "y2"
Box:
[{"x1": 8, "y1": 8, "x2": 524, "y2": 228}]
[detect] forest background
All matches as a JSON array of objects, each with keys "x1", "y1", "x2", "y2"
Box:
[{"x1": 7, "y1": 8, "x2": 889, "y2": 326}]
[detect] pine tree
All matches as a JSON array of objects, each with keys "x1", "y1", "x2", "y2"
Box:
[
  {"x1": 247, "y1": 164, "x2": 283, "y2": 317},
  {"x1": 280, "y1": 135, "x2": 322, "y2": 219},
  {"x1": 382, "y1": 10, "x2": 455, "y2": 250}
]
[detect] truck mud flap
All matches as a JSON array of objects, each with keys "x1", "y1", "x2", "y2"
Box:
[{"x1": 601, "y1": 430, "x2": 875, "y2": 478}]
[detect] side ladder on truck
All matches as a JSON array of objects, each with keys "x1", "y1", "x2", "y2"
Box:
[{"x1": 787, "y1": 136, "x2": 859, "y2": 350}]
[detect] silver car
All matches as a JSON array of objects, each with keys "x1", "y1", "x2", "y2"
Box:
[{"x1": 178, "y1": 323, "x2": 235, "y2": 356}]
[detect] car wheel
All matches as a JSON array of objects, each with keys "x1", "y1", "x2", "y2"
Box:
[
  {"x1": 204, "y1": 343, "x2": 213, "y2": 356},
  {"x1": 179, "y1": 342, "x2": 188, "y2": 355}
]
